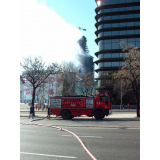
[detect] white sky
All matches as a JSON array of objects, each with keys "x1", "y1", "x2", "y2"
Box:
[{"x1": 20, "y1": 0, "x2": 84, "y2": 66}]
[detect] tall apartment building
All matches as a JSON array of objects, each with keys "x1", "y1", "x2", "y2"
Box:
[
  {"x1": 94, "y1": 0, "x2": 140, "y2": 94},
  {"x1": 77, "y1": 36, "x2": 94, "y2": 77}
]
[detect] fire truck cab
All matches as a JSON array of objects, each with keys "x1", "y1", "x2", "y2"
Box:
[{"x1": 50, "y1": 93, "x2": 112, "y2": 120}]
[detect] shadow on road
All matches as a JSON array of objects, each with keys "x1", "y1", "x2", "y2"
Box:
[{"x1": 49, "y1": 117, "x2": 140, "y2": 122}]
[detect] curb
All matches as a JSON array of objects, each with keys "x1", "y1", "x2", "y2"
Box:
[{"x1": 20, "y1": 116, "x2": 140, "y2": 120}]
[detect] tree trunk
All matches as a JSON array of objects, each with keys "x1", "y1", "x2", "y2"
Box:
[
  {"x1": 136, "y1": 91, "x2": 140, "y2": 117},
  {"x1": 32, "y1": 87, "x2": 36, "y2": 116}
]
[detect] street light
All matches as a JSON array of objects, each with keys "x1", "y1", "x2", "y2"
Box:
[{"x1": 95, "y1": 0, "x2": 101, "y2": 6}]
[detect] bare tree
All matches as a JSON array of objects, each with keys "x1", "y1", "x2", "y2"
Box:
[
  {"x1": 113, "y1": 77, "x2": 128, "y2": 109},
  {"x1": 74, "y1": 76, "x2": 86, "y2": 96},
  {"x1": 82, "y1": 72, "x2": 97, "y2": 96},
  {"x1": 74, "y1": 72, "x2": 97, "y2": 96},
  {"x1": 20, "y1": 56, "x2": 60, "y2": 113},
  {"x1": 59, "y1": 61, "x2": 77, "y2": 96},
  {"x1": 113, "y1": 42, "x2": 140, "y2": 117}
]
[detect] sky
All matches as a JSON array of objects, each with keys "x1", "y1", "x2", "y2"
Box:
[{"x1": 20, "y1": 0, "x2": 98, "y2": 69}]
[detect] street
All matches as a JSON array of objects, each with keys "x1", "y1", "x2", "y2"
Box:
[{"x1": 20, "y1": 117, "x2": 140, "y2": 160}]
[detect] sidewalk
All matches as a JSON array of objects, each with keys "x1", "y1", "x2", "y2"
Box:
[{"x1": 20, "y1": 111, "x2": 137, "y2": 119}]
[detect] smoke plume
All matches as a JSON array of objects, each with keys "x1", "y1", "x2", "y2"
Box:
[{"x1": 20, "y1": 0, "x2": 86, "y2": 67}]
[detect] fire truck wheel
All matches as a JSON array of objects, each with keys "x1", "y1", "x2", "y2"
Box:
[
  {"x1": 94, "y1": 110, "x2": 104, "y2": 120},
  {"x1": 70, "y1": 115, "x2": 74, "y2": 119},
  {"x1": 62, "y1": 110, "x2": 71, "y2": 119}
]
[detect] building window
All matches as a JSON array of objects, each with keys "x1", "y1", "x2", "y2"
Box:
[
  {"x1": 136, "y1": 41, "x2": 140, "y2": 48},
  {"x1": 134, "y1": 14, "x2": 140, "y2": 18},
  {"x1": 126, "y1": 0, "x2": 134, "y2": 2},
  {"x1": 120, "y1": 38, "x2": 127, "y2": 43},
  {"x1": 104, "y1": 53, "x2": 111, "y2": 58},
  {"x1": 98, "y1": 17, "x2": 103, "y2": 22},
  {"x1": 98, "y1": 54, "x2": 104, "y2": 59},
  {"x1": 120, "y1": 62, "x2": 124, "y2": 66},
  {"x1": 112, "y1": 15, "x2": 119, "y2": 20},
  {"x1": 134, "y1": 6, "x2": 140, "y2": 10},
  {"x1": 104, "y1": 16, "x2": 111, "y2": 20},
  {"x1": 127, "y1": 22, "x2": 134, "y2": 26},
  {"x1": 135, "y1": 21, "x2": 140, "y2": 26},
  {"x1": 104, "y1": 24, "x2": 112, "y2": 28},
  {"x1": 119, "y1": 0, "x2": 126, "y2": 3},
  {"x1": 99, "y1": 44, "x2": 103, "y2": 50},
  {"x1": 111, "y1": 0, "x2": 119, "y2": 4},
  {"x1": 105, "y1": 39, "x2": 112, "y2": 43},
  {"x1": 135, "y1": 29, "x2": 140, "y2": 34},
  {"x1": 112, "y1": 62, "x2": 120, "y2": 67},
  {"x1": 112, "y1": 31, "x2": 119, "y2": 35},
  {"x1": 119, "y1": 15, "x2": 127, "y2": 19},
  {"x1": 120, "y1": 30, "x2": 127, "y2": 35},
  {"x1": 112, "y1": 39, "x2": 119, "y2": 43},
  {"x1": 127, "y1": 30, "x2": 134, "y2": 34},
  {"x1": 99, "y1": 62, "x2": 104, "y2": 67},
  {"x1": 112, "y1": 43, "x2": 120, "y2": 49},
  {"x1": 104, "y1": 31, "x2": 112, "y2": 36},
  {"x1": 119, "y1": 22, "x2": 127, "y2": 27},
  {"x1": 104, "y1": 43, "x2": 112, "y2": 49},
  {"x1": 105, "y1": 0, "x2": 111, "y2": 4},
  {"x1": 112, "y1": 23, "x2": 119, "y2": 27},
  {"x1": 104, "y1": 8, "x2": 111, "y2": 12},
  {"x1": 104, "y1": 62, "x2": 111, "y2": 67},
  {"x1": 98, "y1": 32, "x2": 103, "y2": 38},
  {"x1": 127, "y1": 14, "x2": 134, "y2": 18},
  {"x1": 111, "y1": 8, "x2": 119, "y2": 12},
  {"x1": 120, "y1": 53, "x2": 126, "y2": 57},
  {"x1": 119, "y1": 7, "x2": 126, "y2": 11},
  {"x1": 112, "y1": 53, "x2": 119, "y2": 58},
  {"x1": 126, "y1": 6, "x2": 134, "y2": 10}
]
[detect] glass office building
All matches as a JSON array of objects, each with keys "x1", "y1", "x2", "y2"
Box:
[{"x1": 94, "y1": 0, "x2": 140, "y2": 93}]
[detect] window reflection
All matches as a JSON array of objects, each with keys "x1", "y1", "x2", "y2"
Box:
[
  {"x1": 112, "y1": 43, "x2": 120, "y2": 49},
  {"x1": 112, "y1": 62, "x2": 119, "y2": 67},
  {"x1": 111, "y1": 0, "x2": 119, "y2": 4},
  {"x1": 104, "y1": 54, "x2": 111, "y2": 58},
  {"x1": 104, "y1": 62, "x2": 111, "y2": 67},
  {"x1": 126, "y1": 0, "x2": 134, "y2": 3},
  {"x1": 98, "y1": 38, "x2": 140, "y2": 51},
  {"x1": 119, "y1": 0, "x2": 126, "y2": 3},
  {"x1": 99, "y1": 6, "x2": 139, "y2": 14},
  {"x1": 98, "y1": 21, "x2": 139, "y2": 29},
  {"x1": 112, "y1": 53, "x2": 119, "y2": 58},
  {"x1": 98, "y1": 13, "x2": 140, "y2": 22}
]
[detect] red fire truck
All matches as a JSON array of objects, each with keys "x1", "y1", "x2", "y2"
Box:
[{"x1": 49, "y1": 93, "x2": 112, "y2": 120}]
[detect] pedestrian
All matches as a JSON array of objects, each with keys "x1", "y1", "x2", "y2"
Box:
[
  {"x1": 123, "y1": 104, "x2": 124, "y2": 110},
  {"x1": 36, "y1": 104, "x2": 37, "y2": 110},
  {"x1": 29, "y1": 105, "x2": 34, "y2": 119},
  {"x1": 47, "y1": 106, "x2": 50, "y2": 119},
  {"x1": 128, "y1": 103, "x2": 130, "y2": 111}
]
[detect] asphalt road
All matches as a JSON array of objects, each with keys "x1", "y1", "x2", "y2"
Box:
[{"x1": 20, "y1": 118, "x2": 140, "y2": 160}]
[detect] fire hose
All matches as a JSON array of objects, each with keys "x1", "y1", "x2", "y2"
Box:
[{"x1": 30, "y1": 117, "x2": 97, "y2": 160}]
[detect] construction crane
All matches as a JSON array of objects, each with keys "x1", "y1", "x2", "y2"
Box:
[{"x1": 78, "y1": 26, "x2": 86, "y2": 31}]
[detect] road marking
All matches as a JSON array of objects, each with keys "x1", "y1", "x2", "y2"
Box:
[
  {"x1": 61, "y1": 135, "x2": 102, "y2": 138},
  {"x1": 20, "y1": 152, "x2": 77, "y2": 159}
]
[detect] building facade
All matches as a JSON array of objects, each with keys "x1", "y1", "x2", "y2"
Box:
[
  {"x1": 77, "y1": 36, "x2": 94, "y2": 77},
  {"x1": 94, "y1": 0, "x2": 140, "y2": 94}
]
